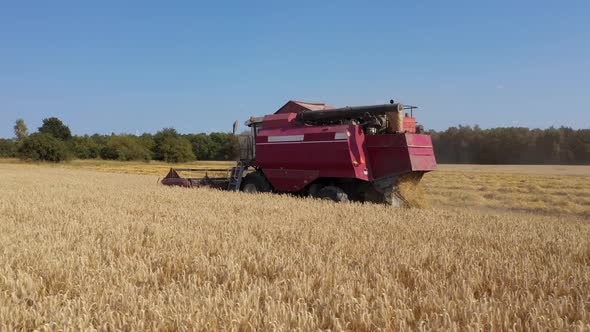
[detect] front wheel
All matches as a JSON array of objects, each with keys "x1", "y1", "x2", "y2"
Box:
[
  {"x1": 317, "y1": 186, "x2": 349, "y2": 203},
  {"x1": 240, "y1": 171, "x2": 272, "y2": 193}
]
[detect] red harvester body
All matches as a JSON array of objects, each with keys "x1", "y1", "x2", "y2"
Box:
[{"x1": 162, "y1": 100, "x2": 437, "y2": 205}]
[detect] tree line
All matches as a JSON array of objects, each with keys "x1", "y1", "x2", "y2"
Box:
[
  {"x1": 0, "y1": 117, "x2": 239, "y2": 162},
  {"x1": 0, "y1": 117, "x2": 588, "y2": 164},
  {"x1": 429, "y1": 125, "x2": 590, "y2": 164}
]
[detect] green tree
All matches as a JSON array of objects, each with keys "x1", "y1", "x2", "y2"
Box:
[
  {"x1": 183, "y1": 132, "x2": 241, "y2": 161},
  {"x1": 568, "y1": 129, "x2": 590, "y2": 164},
  {"x1": 39, "y1": 117, "x2": 72, "y2": 141},
  {"x1": 90, "y1": 134, "x2": 109, "y2": 147},
  {"x1": 225, "y1": 134, "x2": 241, "y2": 161},
  {"x1": 99, "y1": 135, "x2": 151, "y2": 161},
  {"x1": 153, "y1": 128, "x2": 195, "y2": 162},
  {"x1": 430, "y1": 126, "x2": 590, "y2": 165},
  {"x1": 14, "y1": 119, "x2": 28, "y2": 142},
  {"x1": 0, "y1": 139, "x2": 17, "y2": 157},
  {"x1": 186, "y1": 133, "x2": 212, "y2": 160},
  {"x1": 536, "y1": 128, "x2": 562, "y2": 164},
  {"x1": 207, "y1": 132, "x2": 236, "y2": 160},
  {"x1": 139, "y1": 133, "x2": 155, "y2": 152},
  {"x1": 19, "y1": 133, "x2": 70, "y2": 162},
  {"x1": 70, "y1": 135, "x2": 101, "y2": 159}
]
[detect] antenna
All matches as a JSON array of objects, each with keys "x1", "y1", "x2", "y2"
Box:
[{"x1": 232, "y1": 120, "x2": 238, "y2": 135}]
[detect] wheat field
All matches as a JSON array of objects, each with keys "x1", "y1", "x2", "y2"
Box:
[
  {"x1": 4, "y1": 158, "x2": 588, "y2": 217},
  {"x1": 425, "y1": 165, "x2": 590, "y2": 218},
  {"x1": 1, "y1": 162, "x2": 589, "y2": 331}
]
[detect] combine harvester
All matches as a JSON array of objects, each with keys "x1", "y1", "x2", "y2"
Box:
[{"x1": 162, "y1": 100, "x2": 437, "y2": 206}]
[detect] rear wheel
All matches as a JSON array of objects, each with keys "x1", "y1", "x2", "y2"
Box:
[
  {"x1": 240, "y1": 171, "x2": 272, "y2": 193},
  {"x1": 317, "y1": 186, "x2": 349, "y2": 203}
]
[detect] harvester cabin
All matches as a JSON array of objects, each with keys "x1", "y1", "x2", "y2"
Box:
[{"x1": 274, "y1": 100, "x2": 334, "y2": 115}]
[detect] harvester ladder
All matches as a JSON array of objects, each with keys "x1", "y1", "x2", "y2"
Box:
[{"x1": 228, "y1": 164, "x2": 245, "y2": 191}]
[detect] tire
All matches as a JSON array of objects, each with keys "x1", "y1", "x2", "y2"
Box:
[
  {"x1": 317, "y1": 186, "x2": 349, "y2": 203},
  {"x1": 240, "y1": 171, "x2": 272, "y2": 193},
  {"x1": 307, "y1": 183, "x2": 322, "y2": 198}
]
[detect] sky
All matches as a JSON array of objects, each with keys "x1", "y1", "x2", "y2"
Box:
[{"x1": 0, "y1": 1, "x2": 589, "y2": 138}]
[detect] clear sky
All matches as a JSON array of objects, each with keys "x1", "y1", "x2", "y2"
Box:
[{"x1": 1, "y1": 1, "x2": 588, "y2": 138}]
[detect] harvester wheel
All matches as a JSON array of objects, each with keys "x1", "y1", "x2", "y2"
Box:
[
  {"x1": 318, "y1": 186, "x2": 349, "y2": 203},
  {"x1": 241, "y1": 171, "x2": 272, "y2": 193}
]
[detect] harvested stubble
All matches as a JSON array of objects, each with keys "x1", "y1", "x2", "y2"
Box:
[
  {"x1": 424, "y1": 169, "x2": 590, "y2": 218},
  {"x1": 0, "y1": 164, "x2": 589, "y2": 331}
]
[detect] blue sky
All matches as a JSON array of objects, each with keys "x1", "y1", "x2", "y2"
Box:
[{"x1": 0, "y1": 1, "x2": 588, "y2": 138}]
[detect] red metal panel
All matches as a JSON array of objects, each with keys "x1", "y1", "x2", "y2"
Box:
[
  {"x1": 403, "y1": 115, "x2": 416, "y2": 133},
  {"x1": 161, "y1": 177, "x2": 192, "y2": 188},
  {"x1": 365, "y1": 133, "x2": 437, "y2": 179},
  {"x1": 256, "y1": 139, "x2": 351, "y2": 173},
  {"x1": 365, "y1": 144, "x2": 412, "y2": 179},
  {"x1": 255, "y1": 123, "x2": 361, "y2": 191},
  {"x1": 408, "y1": 147, "x2": 435, "y2": 155},
  {"x1": 405, "y1": 133, "x2": 433, "y2": 147},
  {"x1": 347, "y1": 125, "x2": 371, "y2": 180},
  {"x1": 261, "y1": 113, "x2": 297, "y2": 129},
  {"x1": 410, "y1": 154, "x2": 437, "y2": 171},
  {"x1": 365, "y1": 134, "x2": 406, "y2": 148},
  {"x1": 303, "y1": 132, "x2": 338, "y2": 141},
  {"x1": 262, "y1": 169, "x2": 320, "y2": 191},
  {"x1": 255, "y1": 135, "x2": 268, "y2": 143}
]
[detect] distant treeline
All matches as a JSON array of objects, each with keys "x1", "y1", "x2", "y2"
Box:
[
  {"x1": 430, "y1": 126, "x2": 590, "y2": 164},
  {"x1": 0, "y1": 118, "x2": 588, "y2": 164},
  {"x1": 0, "y1": 117, "x2": 239, "y2": 162}
]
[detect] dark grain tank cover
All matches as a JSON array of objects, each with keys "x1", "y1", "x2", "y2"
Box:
[{"x1": 296, "y1": 103, "x2": 404, "y2": 122}]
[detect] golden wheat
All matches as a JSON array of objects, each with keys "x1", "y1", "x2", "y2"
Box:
[
  {"x1": 0, "y1": 163, "x2": 589, "y2": 331},
  {"x1": 9, "y1": 159, "x2": 587, "y2": 218}
]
